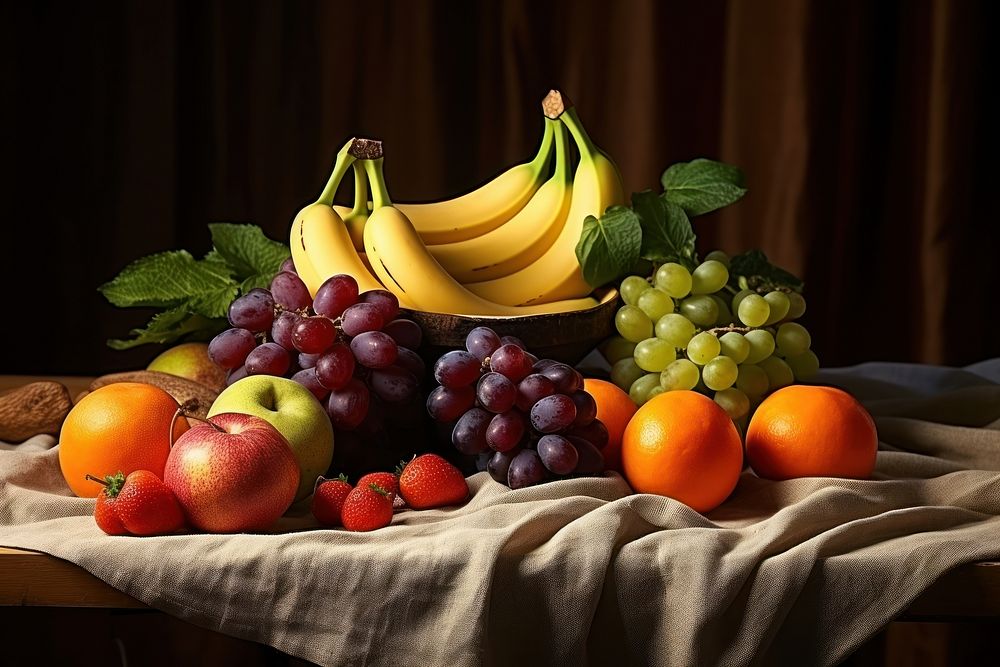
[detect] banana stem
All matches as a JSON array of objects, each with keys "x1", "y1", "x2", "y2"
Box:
[
  {"x1": 528, "y1": 119, "x2": 555, "y2": 172},
  {"x1": 550, "y1": 119, "x2": 570, "y2": 183},
  {"x1": 349, "y1": 162, "x2": 369, "y2": 217},
  {"x1": 363, "y1": 158, "x2": 392, "y2": 210},
  {"x1": 559, "y1": 108, "x2": 597, "y2": 164},
  {"x1": 316, "y1": 139, "x2": 358, "y2": 206}
]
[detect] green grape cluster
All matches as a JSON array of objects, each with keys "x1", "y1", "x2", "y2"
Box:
[{"x1": 604, "y1": 252, "x2": 818, "y2": 423}]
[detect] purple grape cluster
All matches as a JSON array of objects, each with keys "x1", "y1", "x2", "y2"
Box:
[
  {"x1": 208, "y1": 261, "x2": 425, "y2": 440},
  {"x1": 427, "y1": 326, "x2": 608, "y2": 489}
]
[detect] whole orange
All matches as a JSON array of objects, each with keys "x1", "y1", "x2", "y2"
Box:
[
  {"x1": 583, "y1": 378, "x2": 636, "y2": 473},
  {"x1": 745, "y1": 385, "x2": 877, "y2": 480},
  {"x1": 58, "y1": 383, "x2": 188, "y2": 497},
  {"x1": 621, "y1": 390, "x2": 743, "y2": 512}
]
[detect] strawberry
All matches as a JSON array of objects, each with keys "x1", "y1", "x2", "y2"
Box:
[
  {"x1": 397, "y1": 454, "x2": 469, "y2": 510},
  {"x1": 356, "y1": 471, "x2": 399, "y2": 500},
  {"x1": 341, "y1": 483, "x2": 394, "y2": 532},
  {"x1": 88, "y1": 473, "x2": 128, "y2": 536},
  {"x1": 86, "y1": 470, "x2": 185, "y2": 536},
  {"x1": 312, "y1": 474, "x2": 353, "y2": 526}
]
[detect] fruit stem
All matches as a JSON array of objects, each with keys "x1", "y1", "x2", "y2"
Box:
[
  {"x1": 559, "y1": 107, "x2": 598, "y2": 163},
  {"x1": 85, "y1": 474, "x2": 108, "y2": 487},
  {"x1": 550, "y1": 119, "x2": 570, "y2": 184},
  {"x1": 349, "y1": 162, "x2": 370, "y2": 218},
  {"x1": 169, "y1": 401, "x2": 223, "y2": 449},
  {"x1": 541, "y1": 89, "x2": 572, "y2": 119},
  {"x1": 315, "y1": 139, "x2": 359, "y2": 207},
  {"x1": 528, "y1": 119, "x2": 555, "y2": 173},
  {"x1": 363, "y1": 158, "x2": 392, "y2": 210}
]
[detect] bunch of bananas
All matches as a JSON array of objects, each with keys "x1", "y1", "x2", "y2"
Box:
[{"x1": 290, "y1": 90, "x2": 625, "y2": 317}]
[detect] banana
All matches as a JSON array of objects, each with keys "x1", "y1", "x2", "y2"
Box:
[
  {"x1": 426, "y1": 118, "x2": 572, "y2": 283},
  {"x1": 361, "y1": 156, "x2": 598, "y2": 316},
  {"x1": 464, "y1": 93, "x2": 625, "y2": 306},
  {"x1": 332, "y1": 161, "x2": 369, "y2": 252},
  {"x1": 395, "y1": 119, "x2": 555, "y2": 245}
]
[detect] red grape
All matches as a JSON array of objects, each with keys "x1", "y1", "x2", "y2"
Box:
[
  {"x1": 452, "y1": 407, "x2": 492, "y2": 455},
  {"x1": 369, "y1": 365, "x2": 418, "y2": 403},
  {"x1": 426, "y1": 385, "x2": 476, "y2": 422},
  {"x1": 540, "y1": 363, "x2": 583, "y2": 394},
  {"x1": 315, "y1": 343, "x2": 355, "y2": 390},
  {"x1": 476, "y1": 372, "x2": 517, "y2": 414},
  {"x1": 489, "y1": 344, "x2": 533, "y2": 382},
  {"x1": 313, "y1": 274, "x2": 359, "y2": 318},
  {"x1": 341, "y1": 303, "x2": 384, "y2": 337},
  {"x1": 360, "y1": 290, "x2": 400, "y2": 322},
  {"x1": 326, "y1": 378, "x2": 369, "y2": 430},
  {"x1": 395, "y1": 346, "x2": 426, "y2": 379},
  {"x1": 350, "y1": 331, "x2": 398, "y2": 369},
  {"x1": 508, "y1": 449, "x2": 546, "y2": 489},
  {"x1": 529, "y1": 394, "x2": 577, "y2": 433},
  {"x1": 245, "y1": 342, "x2": 290, "y2": 376},
  {"x1": 270, "y1": 311, "x2": 301, "y2": 350},
  {"x1": 536, "y1": 435, "x2": 579, "y2": 475},
  {"x1": 292, "y1": 316, "x2": 337, "y2": 354},
  {"x1": 569, "y1": 391, "x2": 597, "y2": 426},
  {"x1": 465, "y1": 326, "x2": 501, "y2": 362},
  {"x1": 208, "y1": 328, "x2": 257, "y2": 369},
  {"x1": 228, "y1": 289, "x2": 275, "y2": 332},
  {"x1": 568, "y1": 436, "x2": 605, "y2": 474},
  {"x1": 433, "y1": 350, "x2": 482, "y2": 388},
  {"x1": 567, "y1": 420, "x2": 609, "y2": 450},
  {"x1": 515, "y1": 374, "x2": 557, "y2": 412},
  {"x1": 382, "y1": 318, "x2": 422, "y2": 349},
  {"x1": 486, "y1": 411, "x2": 526, "y2": 452},
  {"x1": 270, "y1": 271, "x2": 311, "y2": 310},
  {"x1": 291, "y1": 368, "x2": 330, "y2": 401}
]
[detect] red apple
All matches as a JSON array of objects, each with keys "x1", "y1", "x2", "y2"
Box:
[{"x1": 163, "y1": 412, "x2": 300, "y2": 533}]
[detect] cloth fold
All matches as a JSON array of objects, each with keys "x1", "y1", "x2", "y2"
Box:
[{"x1": 2, "y1": 361, "x2": 1000, "y2": 666}]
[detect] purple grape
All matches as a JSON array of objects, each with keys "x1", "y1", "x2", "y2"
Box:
[
  {"x1": 532, "y1": 358, "x2": 557, "y2": 372},
  {"x1": 354, "y1": 396, "x2": 387, "y2": 442},
  {"x1": 245, "y1": 342, "x2": 290, "y2": 376},
  {"x1": 540, "y1": 363, "x2": 583, "y2": 394},
  {"x1": 568, "y1": 436, "x2": 605, "y2": 475},
  {"x1": 515, "y1": 374, "x2": 557, "y2": 411},
  {"x1": 369, "y1": 366, "x2": 418, "y2": 403},
  {"x1": 465, "y1": 326, "x2": 501, "y2": 362},
  {"x1": 350, "y1": 331, "x2": 398, "y2": 369},
  {"x1": 476, "y1": 372, "x2": 517, "y2": 414},
  {"x1": 315, "y1": 343, "x2": 355, "y2": 390},
  {"x1": 360, "y1": 289, "x2": 400, "y2": 322},
  {"x1": 292, "y1": 316, "x2": 337, "y2": 354},
  {"x1": 567, "y1": 420, "x2": 609, "y2": 450},
  {"x1": 489, "y1": 344, "x2": 533, "y2": 382},
  {"x1": 529, "y1": 394, "x2": 577, "y2": 433},
  {"x1": 486, "y1": 411, "x2": 526, "y2": 452},
  {"x1": 524, "y1": 352, "x2": 538, "y2": 366},
  {"x1": 536, "y1": 435, "x2": 579, "y2": 475},
  {"x1": 228, "y1": 289, "x2": 275, "y2": 332},
  {"x1": 313, "y1": 274, "x2": 359, "y2": 318},
  {"x1": 507, "y1": 449, "x2": 547, "y2": 489},
  {"x1": 208, "y1": 328, "x2": 257, "y2": 369},
  {"x1": 279, "y1": 257, "x2": 297, "y2": 274},
  {"x1": 270, "y1": 311, "x2": 301, "y2": 350},
  {"x1": 226, "y1": 365, "x2": 248, "y2": 386},
  {"x1": 291, "y1": 368, "x2": 330, "y2": 401},
  {"x1": 396, "y1": 346, "x2": 426, "y2": 379},
  {"x1": 451, "y1": 407, "x2": 492, "y2": 455},
  {"x1": 341, "y1": 303, "x2": 385, "y2": 337},
  {"x1": 426, "y1": 385, "x2": 476, "y2": 422},
  {"x1": 500, "y1": 335, "x2": 526, "y2": 349},
  {"x1": 488, "y1": 449, "x2": 519, "y2": 484},
  {"x1": 382, "y1": 318, "x2": 423, "y2": 349},
  {"x1": 326, "y1": 378, "x2": 369, "y2": 430},
  {"x1": 298, "y1": 352, "x2": 320, "y2": 369},
  {"x1": 569, "y1": 390, "x2": 597, "y2": 426},
  {"x1": 433, "y1": 350, "x2": 482, "y2": 388},
  {"x1": 270, "y1": 271, "x2": 312, "y2": 310}
]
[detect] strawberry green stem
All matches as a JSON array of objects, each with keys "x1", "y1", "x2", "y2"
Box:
[{"x1": 316, "y1": 139, "x2": 359, "y2": 207}]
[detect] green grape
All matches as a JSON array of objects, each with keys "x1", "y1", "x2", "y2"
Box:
[
  {"x1": 687, "y1": 332, "x2": 721, "y2": 365},
  {"x1": 776, "y1": 322, "x2": 812, "y2": 357},
  {"x1": 654, "y1": 263, "x2": 692, "y2": 298},
  {"x1": 620, "y1": 275, "x2": 651, "y2": 306},
  {"x1": 615, "y1": 305, "x2": 653, "y2": 343},
  {"x1": 702, "y1": 355, "x2": 738, "y2": 391},
  {"x1": 743, "y1": 329, "x2": 775, "y2": 364},
  {"x1": 786, "y1": 291, "x2": 807, "y2": 320},
  {"x1": 718, "y1": 331, "x2": 750, "y2": 363},
  {"x1": 648, "y1": 386, "x2": 665, "y2": 401},
  {"x1": 759, "y1": 356, "x2": 794, "y2": 390},
  {"x1": 629, "y1": 372, "x2": 664, "y2": 406},
  {"x1": 611, "y1": 357, "x2": 645, "y2": 392},
  {"x1": 714, "y1": 387, "x2": 750, "y2": 420},
  {"x1": 704, "y1": 250, "x2": 730, "y2": 268},
  {"x1": 660, "y1": 358, "x2": 700, "y2": 391},
  {"x1": 655, "y1": 313, "x2": 696, "y2": 348},
  {"x1": 637, "y1": 287, "x2": 675, "y2": 322},
  {"x1": 634, "y1": 337, "x2": 677, "y2": 372},
  {"x1": 737, "y1": 294, "x2": 770, "y2": 327},
  {"x1": 690, "y1": 260, "x2": 729, "y2": 295},
  {"x1": 736, "y1": 363, "x2": 769, "y2": 398},
  {"x1": 731, "y1": 288, "x2": 754, "y2": 316},
  {"x1": 763, "y1": 291, "x2": 790, "y2": 325},
  {"x1": 599, "y1": 336, "x2": 637, "y2": 364},
  {"x1": 786, "y1": 349, "x2": 820, "y2": 380},
  {"x1": 710, "y1": 295, "x2": 734, "y2": 326},
  {"x1": 680, "y1": 295, "x2": 719, "y2": 327}
]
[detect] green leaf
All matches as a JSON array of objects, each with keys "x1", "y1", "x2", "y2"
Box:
[
  {"x1": 209, "y1": 223, "x2": 290, "y2": 281},
  {"x1": 106, "y1": 306, "x2": 222, "y2": 350},
  {"x1": 661, "y1": 158, "x2": 747, "y2": 216},
  {"x1": 729, "y1": 249, "x2": 804, "y2": 291},
  {"x1": 98, "y1": 251, "x2": 238, "y2": 310},
  {"x1": 575, "y1": 206, "x2": 643, "y2": 288},
  {"x1": 632, "y1": 190, "x2": 697, "y2": 270}
]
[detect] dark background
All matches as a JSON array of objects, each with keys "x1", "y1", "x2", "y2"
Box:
[{"x1": 2, "y1": 0, "x2": 997, "y2": 376}]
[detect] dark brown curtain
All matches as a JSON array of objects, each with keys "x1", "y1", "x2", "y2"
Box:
[{"x1": 2, "y1": 0, "x2": 996, "y2": 376}]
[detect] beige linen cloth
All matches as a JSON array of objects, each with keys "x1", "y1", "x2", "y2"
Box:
[{"x1": 2, "y1": 361, "x2": 1000, "y2": 666}]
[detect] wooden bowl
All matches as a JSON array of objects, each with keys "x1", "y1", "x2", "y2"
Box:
[{"x1": 405, "y1": 288, "x2": 619, "y2": 365}]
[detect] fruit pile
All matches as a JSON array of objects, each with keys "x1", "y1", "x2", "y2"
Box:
[{"x1": 426, "y1": 327, "x2": 608, "y2": 488}]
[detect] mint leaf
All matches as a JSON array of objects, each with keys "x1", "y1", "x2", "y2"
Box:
[
  {"x1": 661, "y1": 159, "x2": 747, "y2": 216},
  {"x1": 575, "y1": 206, "x2": 642, "y2": 288},
  {"x1": 632, "y1": 191, "x2": 697, "y2": 270},
  {"x1": 107, "y1": 306, "x2": 223, "y2": 350},
  {"x1": 729, "y1": 249, "x2": 804, "y2": 291},
  {"x1": 98, "y1": 251, "x2": 238, "y2": 310},
  {"x1": 209, "y1": 223, "x2": 290, "y2": 281}
]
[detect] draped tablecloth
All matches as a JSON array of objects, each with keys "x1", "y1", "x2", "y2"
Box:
[{"x1": 2, "y1": 360, "x2": 1000, "y2": 666}]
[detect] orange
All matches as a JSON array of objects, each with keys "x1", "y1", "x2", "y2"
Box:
[
  {"x1": 621, "y1": 390, "x2": 743, "y2": 513},
  {"x1": 58, "y1": 383, "x2": 188, "y2": 497},
  {"x1": 583, "y1": 378, "x2": 636, "y2": 473},
  {"x1": 745, "y1": 385, "x2": 877, "y2": 480}
]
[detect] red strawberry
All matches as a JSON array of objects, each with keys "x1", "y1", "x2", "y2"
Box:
[
  {"x1": 341, "y1": 483, "x2": 394, "y2": 532},
  {"x1": 86, "y1": 470, "x2": 185, "y2": 536},
  {"x1": 397, "y1": 454, "x2": 469, "y2": 510},
  {"x1": 88, "y1": 473, "x2": 128, "y2": 536},
  {"x1": 312, "y1": 474, "x2": 353, "y2": 526},
  {"x1": 356, "y1": 471, "x2": 399, "y2": 500}
]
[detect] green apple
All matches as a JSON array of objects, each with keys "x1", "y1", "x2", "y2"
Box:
[
  {"x1": 208, "y1": 375, "x2": 333, "y2": 501},
  {"x1": 148, "y1": 342, "x2": 227, "y2": 391}
]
